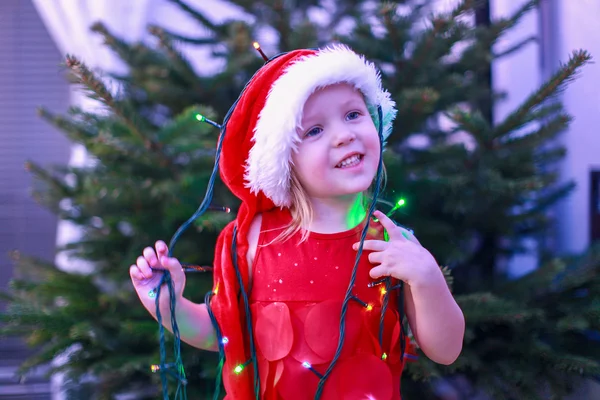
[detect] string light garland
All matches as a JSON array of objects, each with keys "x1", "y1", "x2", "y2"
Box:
[
  {"x1": 150, "y1": 106, "x2": 231, "y2": 399},
  {"x1": 180, "y1": 264, "x2": 213, "y2": 273},
  {"x1": 384, "y1": 198, "x2": 406, "y2": 218},
  {"x1": 195, "y1": 114, "x2": 222, "y2": 129},
  {"x1": 234, "y1": 359, "x2": 252, "y2": 374},
  {"x1": 313, "y1": 105, "x2": 387, "y2": 399},
  {"x1": 161, "y1": 68, "x2": 271, "y2": 399},
  {"x1": 204, "y1": 290, "x2": 227, "y2": 400},
  {"x1": 253, "y1": 41, "x2": 268, "y2": 61},
  {"x1": 154, "y1": 272, "x2": 187, "y2": 399},
  {"x1": 149, "y1": 45, "x2": 413, "y2": 400},
  {"x1": 302, "y1": 362, "x2": 324, "y2": 379},
  {"x1": 151, "y1": 363, "x2": 171, "y2": 373},
  {"x1": 350, "y1": 294, "x2": 370, "y2": 309},
  {"x1": 379, "y1": 278, "x2": 392, "y2": 348},
  {"x1": 368, "y1": 278, "x2": 387, "y2": 288},
  {"x1": 230, "y1": 227, "x2": 261, "y2": 398}
]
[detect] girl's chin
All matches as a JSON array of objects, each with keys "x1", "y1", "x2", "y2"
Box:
[{"x1": 314, "y1": 184, "x2": 375, "y2": 199}]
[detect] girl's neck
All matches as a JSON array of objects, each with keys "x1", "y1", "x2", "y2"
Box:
[{"x1": 306, "y1": 193, "x2": 366, "y2": 234}]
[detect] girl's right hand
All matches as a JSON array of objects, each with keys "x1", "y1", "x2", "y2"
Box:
[{"x1": 129, "y1": 240, "x2": 186, "y2": 304}]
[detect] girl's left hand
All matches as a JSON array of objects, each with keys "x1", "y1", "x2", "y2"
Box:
[{"x1": 353, "y1": 210, "x2": 440, "y2": 288}]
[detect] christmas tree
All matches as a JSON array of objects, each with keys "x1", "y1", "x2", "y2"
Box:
[{"x1": 2, "y1": 0, "x2": 599, "y2": 399}]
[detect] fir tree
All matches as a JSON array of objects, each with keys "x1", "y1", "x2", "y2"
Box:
[{"x1": 2, "y1": 0, "x2": 599, "y2": 399}]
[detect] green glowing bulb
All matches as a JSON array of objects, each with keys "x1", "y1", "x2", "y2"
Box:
[
  {"x1": 234, "y1": 365, "x2": 244, "y2": 374},
  {"x1": 397, "y1": 198, "x2": 406, "y2": 207},
  {"x1": 195, "y1": 114, "x2": 205, "y2": 122}
]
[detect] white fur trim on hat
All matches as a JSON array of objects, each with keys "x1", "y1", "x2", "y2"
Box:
[{"x1": 244, "y1": 44, "x2": 397, "y2": 207}]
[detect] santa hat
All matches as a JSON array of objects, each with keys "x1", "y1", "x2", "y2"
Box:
[
  {"x1": 220, "y1": 44, "x2": 397, "y2": 209},
  {"x1": 210, "y1": 44, "x2": 398, "y2": 399}
]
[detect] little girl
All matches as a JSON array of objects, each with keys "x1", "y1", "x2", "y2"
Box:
[{"x1": 130, "y1": 45, "x2": 464, "y2": 399}]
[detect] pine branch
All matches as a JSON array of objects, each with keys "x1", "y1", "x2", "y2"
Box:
[
  {"x1": 488, "y1": 0, "x2": 537, "y2": 42},
  {"x1": 491, "y1": 359, "x2": 547, "y2": 400},
  {"x1": 64, "y1": 55, "x2": 179, "y2": 175},
  {"x1": 24, "y1": 160, "x2": 73, "y2": 200},
  {"x1": 556, "y1": 314, "x2": 591, "y2": 333},
  {"x1": 492, "y1": 102, "x2": 567, "y2": 143},
  {"x1": 396, "y1": 87, "x2": 441, "y2": 119},
  {"x1": 38, "y1": 108, "x2": 161, "y2": 178},
  {"x1": 165, "y1": 0, "x2": 219, "y2": 33},
  {"x1": 409, "y1": 0, "x2": 478, "y2": 71},
  {"x1": 456, "y1": 1, "x2": 536, "y2": 90},
  {"x1": 503, "y1": 244, "x2": 600, "y2": 302},
  {"x1": 532, "y1": 341, "x2": 600, "y2": 376},
  {"x1": 14, "y1": 337, "x2": 82, "y2": 377},
  {"x1": 147, "y1": 26, "x2": 203, "y2": 87},
  {"x1": 493, "y1": 35, "x2": 538, "y2": 59},
  {"x1": 37, "y1": 106, "x2": 96, "y2": 143},
  {"x1": 457, "y1": 292, "x2": 544, "y2": 324},
  {"x1": 323, "y1": 1, "x2": 361, "y2": 34},
  {"x1": 271, "y1": 0, "x2": 293, "y2": 50},
  {"x1": 446, "y1": 108, "x2": 492, "y2": 139},
  {"x1": 380, "y1": 5, "x2": 411, "y2": 67},
  {"x1": 533, "y1": 146, "x2": 568, "y2": 165},
  {"x1": 494, "y1": 49, "x2": 592, "y2": 137},
  {"x1": 64, "y1": 56, "x2": 151, "y2": 149},
  {"x1": 511, "y1": 182, "x2": 574, "y2": 222},
  {"x1": 90, "y1": 22, "x2": 154, "y2": 69},
  {"x1": 149, "y1": 27, "x2": 220, "y2": 46},
  {"x1": 158, "y1": 105, "x2": 216, "y2": 143},
  {"x1": 500, "y1": 117, "x2": 570, "y2": 155}
]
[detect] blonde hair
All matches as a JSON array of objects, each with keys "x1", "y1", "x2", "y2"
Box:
[{"x1": 271, "y1": 164, "x2": 388, "y2": 244}]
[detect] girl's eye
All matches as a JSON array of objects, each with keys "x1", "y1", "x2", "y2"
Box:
[
  {"x1": 305, "y1": 127, "x2": 322, "y2": 138},
  {"x1": 346, "y1": 111, "x2": 361, "y2": 120}
]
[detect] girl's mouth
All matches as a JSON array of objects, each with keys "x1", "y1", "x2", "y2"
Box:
[{"x1": 336, "y1": 154, "x2": 363, "y2": 168}]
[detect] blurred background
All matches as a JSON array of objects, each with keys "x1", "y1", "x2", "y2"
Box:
[{"x1": 1, "y1": 0, "x2": 599, "y2": 399}]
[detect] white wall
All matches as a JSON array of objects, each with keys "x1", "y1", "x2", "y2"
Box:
[
  {"x1": 553, "y1": 0, "x2": 600, "y2": 254},
  {"x1": 493, "y1": 0, "x2": 600, "y2": 263},
  {"x1": 491, "y1": 0, "x2": 541, "y2": 277}
]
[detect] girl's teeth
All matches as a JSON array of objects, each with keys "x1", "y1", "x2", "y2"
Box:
[{"x1": 338, "y1": 155, "x2": 361, "y2": 168}]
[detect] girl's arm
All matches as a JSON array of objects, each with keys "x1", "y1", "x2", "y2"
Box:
[
  {"x1": 133, "y1": 214, "x2": 262, "y2": 352},
  {"x1": 404, "y1": 271, "x2": 464, "y2": 365},
  {"x1": 136, "y1": 290, "x2": 219, "y2": 351}
]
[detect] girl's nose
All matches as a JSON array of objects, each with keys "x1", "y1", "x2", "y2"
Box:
[{"x1": 333, "y1": 129, "x2": 356, "y2": 147}]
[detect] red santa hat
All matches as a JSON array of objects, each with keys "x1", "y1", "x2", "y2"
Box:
[
  {"x1": 210, "y1": 44, "x2": 397, "y2": 399},
  {"x1": 220, "y1": 43, "x2": 397, "y2": 209}
]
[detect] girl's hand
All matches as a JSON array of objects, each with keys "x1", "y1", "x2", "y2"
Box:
[
  {"x1": 129, "y1": 240, "x2": 186, "y2": 303},
  {"x1": 354, "y1": 211, "x2": 440, "y2": 288}
]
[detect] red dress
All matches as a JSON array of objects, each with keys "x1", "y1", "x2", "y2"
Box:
[{"x1": 249, "y1": 208, "x2": 407, "y2": 399}]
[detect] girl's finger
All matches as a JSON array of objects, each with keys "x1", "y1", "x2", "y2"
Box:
[
  {"x1": 130, "y1": 265, "x2": 145, "y2": 281},
  {"x1": 369, "y1": 265, "x2": 391, "y2": 279},
  {"x1": 143, "y1": 247, "x2": 158, "y2": 266},
  {"x1": 160, "y1": 256, "x2": 182, "y2": 273},
  {"x1": 136, "y1": 256, "x2": 153, "y2": 278},
  {"x1": 354, "y1": 240, "x2": 387, "y2": 251},
  {"x1": 373, "y1": 211, "x2": 404, "y2": 241},
  {"x1": 368, "y1": 252, "x2": 383, "y2": 265},
  {"x1": 155, "y1": 240, "x2": 168, "y2": 257}
]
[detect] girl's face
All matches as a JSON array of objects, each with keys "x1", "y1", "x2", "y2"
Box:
[{"x1": 291, "y1": 83, "x2": 380, "y2": 202}]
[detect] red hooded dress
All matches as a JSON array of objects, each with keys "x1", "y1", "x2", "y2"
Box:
[
  {"x1": 208, "y1": 49, "x2": 413, "y2": 399},
  {"x1": 249, "y1": 207, "x2": 407, "y2": 399}
]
